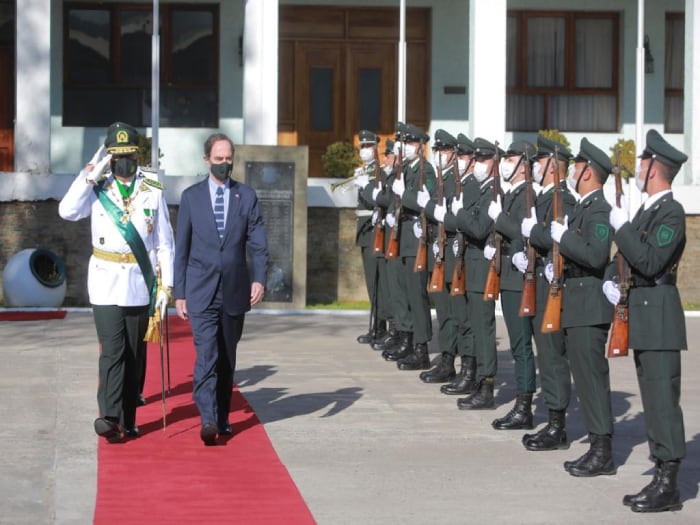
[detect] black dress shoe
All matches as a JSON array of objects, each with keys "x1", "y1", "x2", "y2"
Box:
[
  {"x1": 218, "y1": 423, "x2": 233, "y2": 436},
  {"x1": 200, "y1": 423, "x2": 218, "y2": 446},
  {"x1": 137, "y1": 394, "x2": 146, "y2": 406},
  {"x1": 124, "y1": 426, "x2": 140, "y2": 438},
  {"x1": 94, "y1": 417, "x2": 122, "y2": 443}
]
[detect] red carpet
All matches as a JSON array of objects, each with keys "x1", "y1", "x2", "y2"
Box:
[
  {"x1": 0, "y1": 309, "x2": 67, "y2": 321},
  {"x1": 94, "y1": 316, "x2": 315, "y2": 525}
]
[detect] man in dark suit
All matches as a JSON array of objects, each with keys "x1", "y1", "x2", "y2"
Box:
[
  {"x1": 174, "y1": 133, "x2": 268, "y2": 446},
  {"x1": 604, "y1": 129, "x2": 687, "y2": 513}
]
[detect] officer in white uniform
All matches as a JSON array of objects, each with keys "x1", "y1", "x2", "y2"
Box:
[{"x1": 59, "y1": 122, "x2": 174, "y2": 442}]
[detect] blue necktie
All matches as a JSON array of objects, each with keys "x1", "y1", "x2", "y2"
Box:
[{"x1": 214, "y1": 186, "x2": 225, "y2": 239}]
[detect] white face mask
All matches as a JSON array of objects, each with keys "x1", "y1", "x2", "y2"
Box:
[
  {"x1": 393, "y1": 142, "x2": 401, "y2": 156},
  {"x1": 458, "y1": 158, "x2": 468, "y2": 176},
  {"x1": 532, "y1": 161, "x2": 543, "y2": 184},
  {"x1": 359, "y1": 147, "x2": 374, "y2": 164},
  {"x1": 499, "y1": 159, "x2": 516, "y2": 181},
  {"x1": 404, "y1": 143, "x2": 418, "y2": 161},
  {"x1": 436, "y1": 152, "x2": 451, "y2": 170},
  {"x1": 383, "y1": 165, "x2": 393, "y2": 176},
  {"x1": 566, "y1": 166, "x2": 579, "y2": 194},
  {"x1": 473, "y1": 161, "x2": 490, "y2": 183},
  {"x1": 636, "y1": 170, "x2": 646, "y2": 192}
]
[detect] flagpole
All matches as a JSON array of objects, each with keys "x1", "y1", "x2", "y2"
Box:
[
  {"x1": 151, "y1": 0, "x2": 160, "y2": 170},
  {"x1": 397, "y1": 0, "x2": 406, "y2": 123},
  {"x1": 632, "y1": 0, "x2": 645, "y2": 215}
]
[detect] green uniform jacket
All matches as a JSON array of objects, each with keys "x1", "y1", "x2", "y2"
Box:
[
  {"x1": 528, "y1": 182, "x2": 577, "y2": 258},
  {"x1": 425, "y1": 164, "x2": 457, "y2": 279},
  {"x1": 559, "y1": 188, "x2": 613, "y2": 328},
  {"x1": 398, "y1": 156, "x2": 437, "y2": 255},
  {"x1": 355, "y1": 162, "x2": 378, "y2": 248},
  {"x1": 609, "y1": 192, "x2": 687, "y2": 350},
  {"x1": 495, "y1": 181, "x2": 536, "y2": 291}
]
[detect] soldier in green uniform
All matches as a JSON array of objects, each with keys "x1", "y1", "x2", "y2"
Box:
[
  {"x1": 550, "y1": 138, "x2": 614, "y2": 477},
  {"x1": 353, "y1": 130, "x2": 391, "y2": 347},
  {"x1": 416, "y1": 129, "x2": 474, "y2": 383},
  {"x1": 603, "y1": 129, "x2": 687, "y2": 513},
  {"x1": 519, "y1": 135, "x2": 577, "y2": 450},
  {"x1": 390, "y1": 124, "x2": 436, "y2": 370},
  {"x1": 451, "y1": 138, "x2": 503, "y2": 409},
  {"x1": 441, "y1": 134, "x2": 480, "y2": 396},
  {"x1": 488, "y1": 141, "x2": 537, "y2": 429}
]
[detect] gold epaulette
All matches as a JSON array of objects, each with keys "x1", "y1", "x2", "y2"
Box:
[{"x1": 142, "y1": 177, "x2": 164, "y2": 190}]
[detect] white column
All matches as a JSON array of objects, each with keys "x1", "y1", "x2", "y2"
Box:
[
  {"x1": 684, "y1": 0, "x2": 700, "y2": 185},
  {"x1": 468, "y1": 0, "x2": 507, "y2": 144},
  {"x1": 243, "y1": 0, "x2": 279, "y2": 145},
  {"x1": 14, "y1": 0, "x2": 51, "y2": 173}
]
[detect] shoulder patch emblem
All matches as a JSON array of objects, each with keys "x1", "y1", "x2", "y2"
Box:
[
  {"x1": 594, "y1": 223, "x2": 609, "y2": 242},
  {"x1": 143, "y1": 178, "x2": 164, "y2": 190},
  {"x1": 656, "y1": 224, "x2": 675, "y2": 247}
]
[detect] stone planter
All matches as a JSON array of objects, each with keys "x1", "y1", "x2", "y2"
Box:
[{"x1": 2, "y1": 248, "x2": 67, "y2": 307}]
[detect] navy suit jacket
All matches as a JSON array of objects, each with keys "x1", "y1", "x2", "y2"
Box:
[{"x1": 174, "y1": 177, "x2": 268, "y2": 316}]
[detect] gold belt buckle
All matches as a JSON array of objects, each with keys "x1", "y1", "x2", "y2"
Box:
[{"x1": 120, "y1": 253, "x2": 130, "y2": 263}]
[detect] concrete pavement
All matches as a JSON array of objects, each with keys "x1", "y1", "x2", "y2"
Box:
[{"x1": 1, "y1": 310, "x2": 699, "y2": 524}]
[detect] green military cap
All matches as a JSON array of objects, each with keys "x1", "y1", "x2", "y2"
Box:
[
  {"x1": 473, "y1": 137, "x2": 504, "y2": 159},
  {"x1": 535, "y1": 135, "x2": 572, "y2": 162},
  {"x1": 641, "y1": 129, "x2": 688, "y2": 173},
  {"x1": 574, "y1": 137, "x2": 613, "y2": 180},
  {"x1": 395, "y1": 121, "x2": 407, "y2": 141},
  {"x1": 404, "y1": 123, "x2": 429, "y2": 144},
  {"x1": 506, "y1": 140, "x2": 536, "y2": 159},
  {"x1": 104, "y1": 121, "x2": 140, "y2": 155},
  {"x1": 456, "y1": 134, "x2": 474, "y2": 155},
  {"x1": 432, "y1": 129, "x2": 458, "y2": 150},
  {"x1": 384, "y1": 138, "x2": 395, "y2": 155},
  {"x1": 358, "y1": 129, "x2": 378, "y2": 146}
]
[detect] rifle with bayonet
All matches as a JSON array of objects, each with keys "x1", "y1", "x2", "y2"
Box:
[
  {"x1": 414, "y1": 144, "x2": 428, "y2": 272},
  {"x1": 607, "y1": 147, "x2": 630, "y2": 357},
  {"x1": 519, "y1": 145, "x2": 536, "y2": 316},
  {"x1": 429, "y1": 155, "x2": 447, "y2": 292},
  {"x1": 372, "y1": 145, "x2": 386, "y2": 255},
  {"x1": 385, "y1": 134, "x2": 402, "y2": 259},
  {"x1": 450, "y1": 155, "x2": 468, "y2": 296},
  {"x1": 483, "y1": 142, "x2": 501, "y2": 301},
  {"x1": 541, "y1": 148, "x2": 563, "y2": 333}
]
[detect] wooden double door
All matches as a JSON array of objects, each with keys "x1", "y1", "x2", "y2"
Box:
[{"x1": 0, "y1": 1, "x2": 14, "y2": 172}]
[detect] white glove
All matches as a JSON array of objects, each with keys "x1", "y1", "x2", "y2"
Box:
[
  {"x1": 155, "y1": 288, "x2": 171, "y2": 319},
  {"x1": 521, "y1": 207, "x2": 537, "y2": 238},
  {"x1": 451, "y1": 192, "x2": 464, "y2": 215},
  {"x1": 487, "y1": 196, "x2": 502, "y2": 220},
  {"x1": 372, "y1": 181, "x2": 382, "y2": 201},
  {"x1": 385, "y1": 213, "x2": 396, "y2": 228},
  {"x1": 89, "y1": 144, "x2": 108, "y2": 166},
  {"x1": 371, "y1": 210, "x2": 379, "y2": 226},
  {"x1": 416, "y1": 184, "x2": 430, "y2": 208},
  {"x1": 550, "y1": 215, "x2": 569, "y2": 243},
  {"x1": 609, "y1": 206, "x2": 628, "y2": 231},
  {"x1": 412, "y1": 221, "x2": 423, "y2": 239},
  {"x1": 544, "y1": 262, "x2": 554, "y2": 283},
  {"x1": 602, "y1": 280, "x2": 621, "y2": 305},
  {"x1": 433, "y1": 198, "x2": 447, "y2": 223},
  {"x1": 484, "y1": 244, "x2": 496, "y2": 261},
  {"x1": 392, "y1": 177, "x2": 405, "y2": 198},
  {"x1": 512, "y1": 251, "x2": 528, "y2": 273},
  {"x1": 85, "y1": 153, "x2": 112, "y2": 183},
  {"x1": 353, "y1": 173, "x2": 370, "y2": 189}
]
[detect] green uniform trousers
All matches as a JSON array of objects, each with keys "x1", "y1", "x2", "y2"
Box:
[
  {"x1": 565, "y1": 324, "x2": 613, "y2": 436},
  {"x1": 401, "y1": 255, "x2": 432, "y2": 344},
  {"x1": 501, "y1": 289, "x2": 536, "y2": 394},
  {"x1": 386, "y1": 257, "x2": 412, "y2": 333},
  {"x1": 635, "y1": 349, "x2": 685, "y2": 461},
  {"x1": 467, "y1": 290, "x2": 496, "y2": 379},
  {"x1": 361, "y1": 246, "x2": 392, "y2": 323},
  {"x1": 93, "y1": 304, "x2": 148, "y2": 429},
  {"x1": 432, "y1": 287, "x2": 474, "y2": 357}
]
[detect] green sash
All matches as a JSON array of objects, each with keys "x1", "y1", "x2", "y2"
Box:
[{"x1": 94, "y1": 182, "x2": 157, "y2": 314}]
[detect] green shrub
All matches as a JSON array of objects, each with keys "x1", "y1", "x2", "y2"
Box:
[
  {"x1": 321, "y1": 141, "x2": 360, "y2": 178},
  {"x1": 609, "y1": 138, "x2": 636, "y2": 179},
  {"x1": 538, "y1": 129, "x2": 570, "y2": 150},
  {"x1": 137, "y1": 135, "x2": 164, "y2": 168}
]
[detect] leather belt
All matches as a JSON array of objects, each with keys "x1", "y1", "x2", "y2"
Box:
[
  {"x1": 630, "y1": 273, "x2": 677, "y2": 287},
  {"x1": 400, "y1": 213, "x2": 419, "y2": 221},
  {"x1": 93, "y1": 247, "x2": 137, "y2": 264}
]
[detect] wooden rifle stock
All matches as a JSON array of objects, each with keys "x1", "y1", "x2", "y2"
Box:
[
  {"x1": 607, "y1": 147, "x2": 630, "y2": 357},
  {"x1": 413, "y1": 146, "x2": 428, "y2": 272},
  {"x1": 483, "y1": 142, "x2": 501, "y2": 301},
  {"x1": 385, "y1": 141, "x2": 403, "y2": 259},
  {"x1": 429, "y1": 158, "x2": 447, "y2": 293},
  {"x1": 541, "y1": 148, "x2": 563, "y2": 333},
  {"x1": 519, "y1": 146, "x2": 536, "y2": 317},
  {"x1": 372, "y1": 147, "x2": 386, "y2": 255}
]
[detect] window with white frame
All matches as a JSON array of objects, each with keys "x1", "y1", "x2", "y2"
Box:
[
  {"x1": 63, "y1": 2, "x2": 218, "y2": 128},
  {"x1": 506, "y1": 11, "x2": 619, "y2": 132},
  {"x1": 665, "y1": 13, "x2": 684, "y2": 133}
]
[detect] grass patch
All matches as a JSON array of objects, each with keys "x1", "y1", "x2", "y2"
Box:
[
  {"x1": 306, "y1": 300, "x2": 370, "y2": 310},
  {"x1": 683, "y1": 302, "x2": 700, "y2": 311}
]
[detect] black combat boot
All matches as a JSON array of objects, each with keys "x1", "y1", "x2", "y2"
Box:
[
  {"x1": 457, "y1": 376, "x2": 495, "y2": 410},
  {"x1": 567, "y1": 434, "x2": 616, "y2": 477},
  {"x1": 628, "y1": 460, "x2": 682, "y2": 513},
  {"x1": 522, "y1": 409, "x2": 569, "y2": 451},
  {"x1": 441, "y1": 356, "x2": 478, "y2": 395},
  {"x1": 372, "y1": 322, "x2": 399, "y2": 351},
  {"x1": 419, "y1": 352, "x2": 456, "y2": 383},
  {"x1": 492, "y1": 393, "x2": 534, "y2": 430},
  {"x1": 382, "y1": 332, "x2": 413, "y2": 361},
  {"x1": 397, "y1": 342, "x2": 430, "y2": 370},
  {"x1": 357, "y1": 319, "x2": 387, "y2": 344}
]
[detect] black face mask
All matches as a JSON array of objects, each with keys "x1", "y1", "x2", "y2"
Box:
[
  {"x1": 211, "y1": 162, "x2": 233, "y2": 181},
  {"x1": 112, "y1": 157, "x2": 138, "y2": 178}
]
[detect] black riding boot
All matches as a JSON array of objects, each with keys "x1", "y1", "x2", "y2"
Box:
[
  {"x1": 372, "y1": 322, "x2": 399, "y2": 351},
  {"x1": 492, "y1": 393, "x2": 534, "y2": 430},
  {"x1": 440, "y1": 356, "x2": 478, "y2": 395},
  {"x1": 567, "y1": 434, "x2": 616, "y2": 477},
  {"x1": 627, "y1": 460, "x2": 682, "y2": 513},
  {"x1": 397, "y1": 342, "x2": 430, "y2": 370},
  {"x1": 382, "y1": 331, "x2": 413, "y2": 361},
  {"x1": 456, "y1": 376, "x2": 495, "y2": 410},
  {"x1": 522, "y1": 409, "x2": 569, "y2": 451},
  {"x1": 357, "y1": 319, "x2": 387, "y2": 344},
  {"x1": 419, "y1": 352, "x2": 456, "y2": 383}
]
